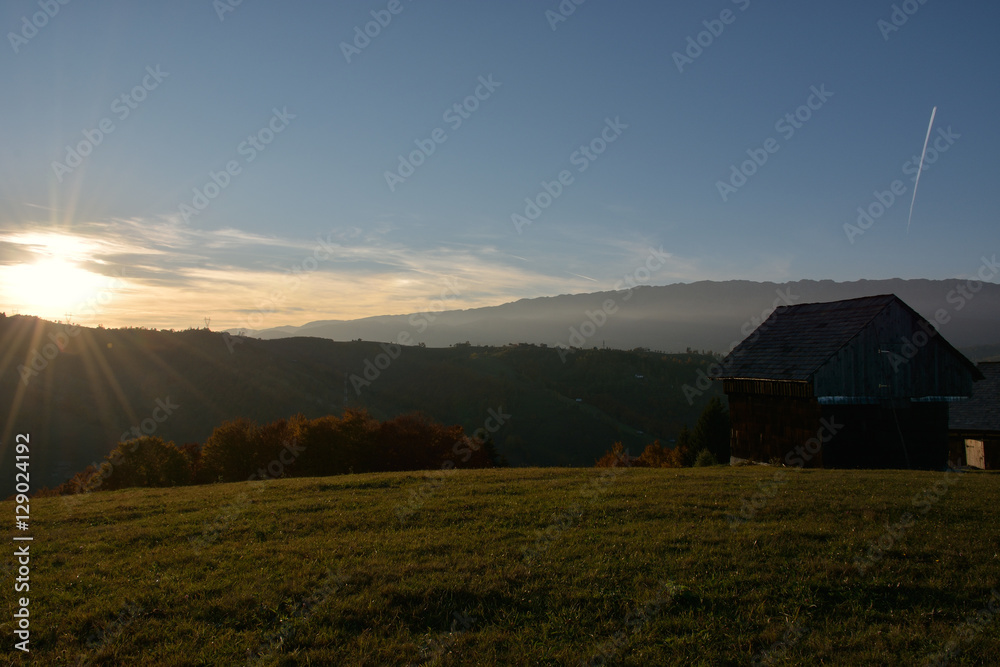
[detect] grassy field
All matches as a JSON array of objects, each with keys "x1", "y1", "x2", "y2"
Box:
[{"x1": 3, "y1": 466, "x2": 999, "y2": 665}]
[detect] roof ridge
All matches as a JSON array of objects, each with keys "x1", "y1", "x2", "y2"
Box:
[
  {"x1": 780, "y1": 294, "x2": 897, "y2": 310},
  {"x1": 809, "y1": 297, "x2": 897, "y2": 377}
]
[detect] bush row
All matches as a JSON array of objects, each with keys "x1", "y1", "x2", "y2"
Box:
[{"x1": 47, "y1": 410, "x2": 498, "y2": 494}]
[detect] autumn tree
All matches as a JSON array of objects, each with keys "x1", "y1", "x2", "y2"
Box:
[
  {"x1": 596, "y1": 442, "x2": 631, "y2": 467},
  {"x1": 636, "y1": 442, "x2": 667, "y2": 467},
  {"x1": 291, "y1": 410, "x2": 375, "y2": 476},
  {"x1": 92, "y1": 436, "x2": 191, "y2": 491},
  {"x1": 199, "y1": 418, "x2": 256, "y2": 482}
]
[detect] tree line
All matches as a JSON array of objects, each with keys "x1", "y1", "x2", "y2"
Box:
[{"x1": 42, "y1": 409, "x2": 500, "y2": 495}]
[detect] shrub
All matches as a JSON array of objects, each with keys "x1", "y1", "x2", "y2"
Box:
[
  {"x1": 599, "y1": 439, "x2": 692, "y2": 469},
  {"x1": 693, "y1": 448, "x2": 719, "y2": 467},
  {"x1": 596, "y1": 442, "x2": 631, "y2": 467},
  {"x1": 91, "y1": 436, "x2": 191, "y2": 491}
]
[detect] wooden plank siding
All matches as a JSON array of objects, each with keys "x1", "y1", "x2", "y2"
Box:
[
  {"x1": 812, "y1": 300, "x2": 976, "y2": 399},
  {"x1": 728, "y1": 393, "x2": 824, "y2": 466},
  {"x1": 722, "y1": 379, "x2": 812, "y2": 398}
]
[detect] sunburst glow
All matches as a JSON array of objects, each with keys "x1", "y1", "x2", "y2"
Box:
[{"x1": 1, "y1": 234, "x2": 111, "y2": 320}]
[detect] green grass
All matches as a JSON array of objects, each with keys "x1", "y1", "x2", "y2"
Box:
[{"x1": 3, "y1": 467, "x2": 999, "y2": 665}]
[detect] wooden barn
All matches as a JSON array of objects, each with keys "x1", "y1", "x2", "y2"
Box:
[
  {"x1": 715, "y1": 294, "x2": 983, "y2": 469},
  {"x1": 948, "y1": 362, "x2": 1000, "y2": 470}
]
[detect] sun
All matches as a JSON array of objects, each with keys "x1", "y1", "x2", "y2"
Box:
[{"x1": 1, "y1": 238, "x2": 111, "y2": 320}]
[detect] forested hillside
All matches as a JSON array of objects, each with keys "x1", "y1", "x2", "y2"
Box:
[{"x1": 0, "y1": 315, "x2": 722, "y2": 494}]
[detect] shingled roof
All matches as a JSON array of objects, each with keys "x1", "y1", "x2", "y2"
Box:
[
  {"x1": 950, "y1": 362, "x2": 1000, "y2": 432},
  {"x1": 716, "y1": 295, "x2": 899, "y2": 381}
]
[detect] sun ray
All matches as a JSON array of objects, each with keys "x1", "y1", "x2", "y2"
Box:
[
  {"x1": 0, "y1": 232, "x2": 112, "y2": 322},
  {"x1": 1, "y1": 318, "x2": 50, "y2": 459}
]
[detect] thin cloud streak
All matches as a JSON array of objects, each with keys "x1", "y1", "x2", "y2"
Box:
[{"x1": 0, "y1": 218, "x2": 791, "y2": 329}]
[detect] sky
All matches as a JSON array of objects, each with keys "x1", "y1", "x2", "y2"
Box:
[{"x1": 0, "y1": 0, "x2": 997, "y2": 331}]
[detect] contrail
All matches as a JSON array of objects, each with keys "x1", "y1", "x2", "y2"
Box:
[{"x1": 907, "y1": 106, "x2": 937, "y2": 233}]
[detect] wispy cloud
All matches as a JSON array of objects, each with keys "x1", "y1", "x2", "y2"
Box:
[{"x1": 0, "y1": 217, "x2": 739, "y2": 329}]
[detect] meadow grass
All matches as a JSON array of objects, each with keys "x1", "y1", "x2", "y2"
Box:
[{"x1": 3, "y1": 466, "x2": 999, "y2": 665}]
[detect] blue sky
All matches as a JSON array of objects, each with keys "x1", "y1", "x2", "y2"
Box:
[{"x1": 1, "y1": 0, "x2": 997, "y2": 329}]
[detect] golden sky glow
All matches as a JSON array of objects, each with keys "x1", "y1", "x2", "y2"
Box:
[
  {"x1": 3, "y1": 258, "x2": 108, "y2": 319},
  {"x1": 0, "y1": 218, "x2": 709, "y2": 332}
]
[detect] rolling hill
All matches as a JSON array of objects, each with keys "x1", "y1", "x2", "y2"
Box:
[{"x1": 0, "y1": 315, "x2": 721, "y2": 495}]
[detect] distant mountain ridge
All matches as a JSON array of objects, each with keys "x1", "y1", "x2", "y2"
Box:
[{"x1": 243, "y1": 279, "x2": 1000, "y2": 355}]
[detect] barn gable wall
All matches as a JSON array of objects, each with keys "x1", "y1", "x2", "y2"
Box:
[{"x1": 812, "y1": 301, "x2": 974, "y2": 399}]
